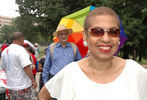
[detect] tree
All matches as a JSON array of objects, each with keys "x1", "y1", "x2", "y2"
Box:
[
  {"x1": 15, "y1": 0, "x2": 70, "y2": 44},
  {"x1": 13, "y1": 15, "x2": 37, "y2": 41},
  {"x1": 0, "y1": 25, "x2": 15, "y2": 44}
]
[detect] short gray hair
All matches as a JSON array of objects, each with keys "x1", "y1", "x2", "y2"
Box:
[{"x1": 84, "y1": 6, "x2": 120, "y2": 31}]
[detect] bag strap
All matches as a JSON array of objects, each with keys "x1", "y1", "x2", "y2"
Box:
[
  {"x1": 49, "y1": 42, "x2": 57, "y2": 59},
  {"x1": 70, "y1": 42, "x2": 77, "y2": 57},
  {"x1": 49, "y1": 42, "x2": 77, "y2": 59}
]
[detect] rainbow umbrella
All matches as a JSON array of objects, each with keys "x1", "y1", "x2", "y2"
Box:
[
  {"x1": 54, "y1": 6, "x2": 96, "y2": 57},
  {"x1": 53, "y1": 6, "x2": 127, "y2": 57}
]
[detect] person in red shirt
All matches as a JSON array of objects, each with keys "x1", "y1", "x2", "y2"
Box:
[
  {"x1": 1, "y1": 44, "x2": 8, "y2": 53},
  {"x1": 24, "y1": 43, "x2": 37, "y2": 78}
]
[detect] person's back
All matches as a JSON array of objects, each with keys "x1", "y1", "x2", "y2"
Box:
[
  {"x1": 1, "y1": 44, "x2": 32, "y2": 89},
  {"x1": 0, "y1": 32, "x2": 37, "y2": 99}
]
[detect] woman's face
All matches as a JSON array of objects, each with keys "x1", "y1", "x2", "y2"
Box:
[{"x1": 84, "y1": 15, "x2": 120, "y2": 60}]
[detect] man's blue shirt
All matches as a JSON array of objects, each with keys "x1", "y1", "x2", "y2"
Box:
[{"x1": 42, "y1": 42, "x2": 82, "y2": 84}]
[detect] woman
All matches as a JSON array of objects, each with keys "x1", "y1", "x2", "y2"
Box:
[{"x1": 39, "y1": 6, "x2": 147, "y2": 100}]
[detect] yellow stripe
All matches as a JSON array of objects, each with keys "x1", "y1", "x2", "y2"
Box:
[
  {"x1": 72, "y1": 20, "x2": 83, "y2": 32},
  {"x1": 67, "y1": 19, "x2": 74, "y2": 29},
  {"x1": 58, "y1": 18, "x2": 68, "y2": 26},
  {"x1": 58, "y1": 18, "x2": 83, "y2": 32}
]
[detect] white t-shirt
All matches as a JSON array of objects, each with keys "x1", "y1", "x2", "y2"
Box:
[
  {"x1": 1, "y1": 44, "x2": 32, "y2": 90},
  {"x1": 45, "y1": 59, "x2": 147, "y2": 100}
]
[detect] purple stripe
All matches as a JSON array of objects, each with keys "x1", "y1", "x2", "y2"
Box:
[{"x1": 115, "y1": 36, "x2": 127, "y2": 55}]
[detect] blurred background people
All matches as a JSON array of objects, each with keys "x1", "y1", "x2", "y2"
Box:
[
  {"x1": 23, "y1": 43, "x2": 37, "y2": 78},
  {"x1": 38, "y1": 48, "x2": 48, "y2": 91},
  {"x1": 1, "y1": 32, "x2": 37, "y2": 99},
  {"x1": 34, "y1": 43, "x2": 40, "y2": 59},
  {"x1": 0, "y1": 40, "x2": 9, "y2": 57}
]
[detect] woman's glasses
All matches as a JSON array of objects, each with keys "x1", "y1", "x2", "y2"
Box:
[{"x1": 87, "y1": 27, "x2": 120, "y2": 37}]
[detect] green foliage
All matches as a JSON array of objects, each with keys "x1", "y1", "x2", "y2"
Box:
[
  {"x1": 13, "y1": 15, "x2": 37, "y2": 42},
  {"x1": 96, "y1": 0, "x2": 147, "y2": 59},
  {"x1": 0, "y1": 25, "x2": 15, "y2": 43},
  {"x1": 15, "y1": 0, "x2": 73, "y2": 44}
]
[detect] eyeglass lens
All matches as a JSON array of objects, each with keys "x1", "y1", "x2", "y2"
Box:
[{"x1": 90, "y1": 27, "x2": 120, "y2": 37}]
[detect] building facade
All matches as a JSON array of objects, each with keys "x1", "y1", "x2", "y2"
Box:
[{"x1": 0, "y1": 15, "x2": 14, "y2": 29}]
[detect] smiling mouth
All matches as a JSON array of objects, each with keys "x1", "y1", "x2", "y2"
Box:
[
  {"x1": 98, "y1": 45, "x2": 112, "y2": 53},
  {"x1": 99, "y1": 47, "x2": 111, "y2": 50}
]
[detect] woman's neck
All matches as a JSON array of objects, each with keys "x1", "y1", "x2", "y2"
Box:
[
  {"x1": 87, "y1": 56, "x2": 115, "y2": 71},
  {"x1": 78, "y1": 56, "x2": 125, "y2": 83}
]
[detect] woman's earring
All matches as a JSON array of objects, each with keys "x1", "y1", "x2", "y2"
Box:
[
  {"x1": 83, "y1": 41, "x2": 88, "y2": 47},
  {"x1": 118, "y1": 41, "x2": 120, "y2": 45}
]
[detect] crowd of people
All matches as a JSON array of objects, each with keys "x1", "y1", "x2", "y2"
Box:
[{"x1": 0, "y1": 6, "x2": 147, "y2": 100}]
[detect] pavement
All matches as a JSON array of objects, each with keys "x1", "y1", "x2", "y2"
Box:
[{"x1": 35, "y1": 72, "x2": 41, "y2": 99}]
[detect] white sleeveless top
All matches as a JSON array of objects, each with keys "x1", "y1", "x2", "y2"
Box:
[{"x1": 45, "y1": 59, "x2": 147, "y2": 100}]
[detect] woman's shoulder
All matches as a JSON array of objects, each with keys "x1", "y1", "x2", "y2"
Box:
[
  {"x1": 125, "y1": 59, "x2": 144, "y2": 69},
  {"x1": 50, "y1": 62, "x2": 79, "y2": 79},
  {"x1": 46, "y1": 62, "x2": 79, "y2": 87},
  {"x1": 62, "y1": 62, "x2": 79, "y2": 73},
  {"x1": 125, "y1": 59, "x2": 147, "y2": 75},
  {"x1": 114, "y1": 57, "x2": 143, "y2": 69}
]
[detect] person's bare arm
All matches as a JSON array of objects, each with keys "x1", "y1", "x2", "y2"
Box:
[
  {"x1": 38, "y1": 86, "x2": 52, "y2": 100},
  {"x1": 24, "y1": 65, "x2": 37, "y2": 88},
  {"x1": 38, "y1": 63, "x2": 43, "y2": 72}
]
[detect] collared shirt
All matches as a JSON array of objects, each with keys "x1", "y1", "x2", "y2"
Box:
[{"x1": 42, "y1": 42, "x2": 82, "y2": 84}]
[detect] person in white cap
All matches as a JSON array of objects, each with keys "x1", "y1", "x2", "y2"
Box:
[{"x1": 42, "y1": 24, "x2": 82, "y2": 86}]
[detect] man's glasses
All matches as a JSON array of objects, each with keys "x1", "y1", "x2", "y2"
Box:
[{"x1": 87, "y1": 27, "x2": 120, "y2": 37}]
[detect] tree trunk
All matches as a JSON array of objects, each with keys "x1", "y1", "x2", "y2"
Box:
[{"x1": 133, "y1": 50, "x2": 137, "y2": 61}]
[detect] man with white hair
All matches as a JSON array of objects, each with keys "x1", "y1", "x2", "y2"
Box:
[{"x1": 42, "y1": 24, "x2": 82, "y2": 85}]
